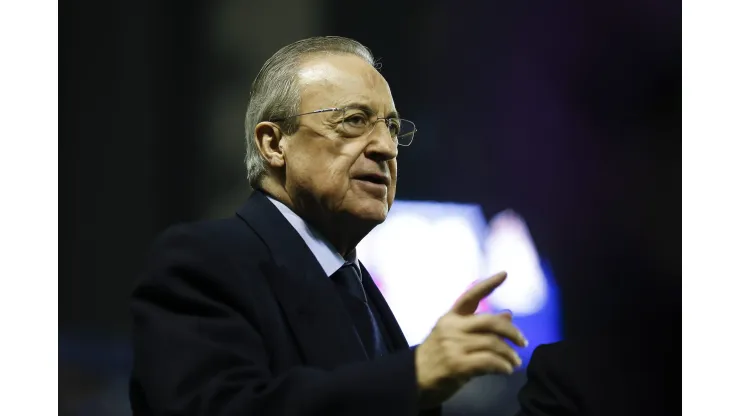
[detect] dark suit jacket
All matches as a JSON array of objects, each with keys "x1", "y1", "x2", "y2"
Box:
[
  {"x1": 516, "y1": 336, "x2": 678, "y2": 416},
  {"x1": 130, "y1": 191, "x2": 441, "y2": 416}
]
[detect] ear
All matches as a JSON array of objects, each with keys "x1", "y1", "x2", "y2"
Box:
[{"x1": 254, "y1": 122, "x2": 286, "y2": 168}]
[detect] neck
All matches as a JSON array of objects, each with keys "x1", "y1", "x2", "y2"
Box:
[{"x1": 259, "y1": 180, "x2": 368, "y2": 258}]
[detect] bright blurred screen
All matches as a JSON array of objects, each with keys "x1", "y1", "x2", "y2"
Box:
[{"x1": 358, "y1": 200, "x2": 561, "y2": 366}]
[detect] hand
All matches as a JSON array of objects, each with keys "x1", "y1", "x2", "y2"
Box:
[{"x1": 414, "y1": 272, "x2": 528, "y2": 409}]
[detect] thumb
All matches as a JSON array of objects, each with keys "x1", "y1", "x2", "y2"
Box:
[{"x1": 497, "y1": 309, "x2": 514, "y2": 320}]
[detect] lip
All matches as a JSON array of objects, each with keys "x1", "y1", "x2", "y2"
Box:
[
  {"x1": 353, "y1": 178, "x2": 388, "y2": 197},
  {"x1": 353, "y1": 173, "x2": 390, "y2": 186}
]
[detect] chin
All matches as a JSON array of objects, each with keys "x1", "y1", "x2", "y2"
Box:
[{"x1": 346, "y1": 199, "x2": 390, "y2": 224}]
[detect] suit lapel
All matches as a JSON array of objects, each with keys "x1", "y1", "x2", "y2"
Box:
[
  {"x1": 360, "y1": 262, "x2": 411, "y2": 350},
  {"x1": 236, "y1": 191, "x2": 368, "y2": 369}
]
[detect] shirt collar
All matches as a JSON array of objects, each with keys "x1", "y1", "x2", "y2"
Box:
[{"x1": 266, "y1": 195, "x2": 360, "y2": 278}]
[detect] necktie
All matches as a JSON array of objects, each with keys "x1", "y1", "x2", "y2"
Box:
[{"x1": 331, "y1": 264, "x2": 386, "y2": 358}]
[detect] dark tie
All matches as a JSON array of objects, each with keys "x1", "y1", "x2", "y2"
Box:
[{"x1": 331, "y1": 264, "x2": 387, "y2": 358}]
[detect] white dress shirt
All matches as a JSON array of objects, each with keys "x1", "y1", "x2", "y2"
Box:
[{"x1": 266, "y1": 195, "x2": 362, "y2": 281}]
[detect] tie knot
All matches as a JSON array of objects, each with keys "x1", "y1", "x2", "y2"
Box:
[{"x1": 331, "y1": 265, "x2": 366, "y2": 303}]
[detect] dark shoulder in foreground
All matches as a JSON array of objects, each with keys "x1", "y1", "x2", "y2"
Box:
[{"x1": 517, "y1": 337, "x2": 678, "y2": 416}]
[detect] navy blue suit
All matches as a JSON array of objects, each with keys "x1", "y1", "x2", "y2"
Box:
[{"x1": 130, "y1": 190, "x2": 441, "y2": 416}]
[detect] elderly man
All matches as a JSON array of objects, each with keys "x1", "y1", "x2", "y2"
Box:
[{"x1": 130, "y1": 36, "x2": 527, "y2": 416}]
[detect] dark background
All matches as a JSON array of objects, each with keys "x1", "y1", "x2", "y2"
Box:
[{"x1": 60, "y1": 0, "x2": 680, "y2": 414}]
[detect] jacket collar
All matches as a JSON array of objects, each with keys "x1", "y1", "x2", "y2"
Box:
[{"x1": 236, "y1": 190, "x2": 369, "y2": 367}]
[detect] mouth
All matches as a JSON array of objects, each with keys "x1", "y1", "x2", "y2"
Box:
[{"x1": 354, "y1": 173, "x2": 390, "y2": 186}]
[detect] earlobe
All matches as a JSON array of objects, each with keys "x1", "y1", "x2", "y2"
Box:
[{"x1": 271, "y1": 154, "x2": 283, "y2": 166}]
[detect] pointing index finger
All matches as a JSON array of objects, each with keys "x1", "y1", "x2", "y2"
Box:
[{"x1": 451, "y1": 271, "x2": 507, "y2": 316}]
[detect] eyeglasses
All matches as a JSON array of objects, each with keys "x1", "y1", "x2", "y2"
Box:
[{"x1": 270, "y1": 106, "x2": 416, "y2": 146}]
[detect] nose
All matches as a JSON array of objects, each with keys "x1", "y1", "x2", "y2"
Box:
[{"x1": 365, "y1": 120, "x2": 398, "y2": 162}]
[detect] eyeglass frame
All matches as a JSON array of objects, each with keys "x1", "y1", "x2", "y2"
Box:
[{"x1": 269, "y1": 106, "x2": 417, "y2": 146}]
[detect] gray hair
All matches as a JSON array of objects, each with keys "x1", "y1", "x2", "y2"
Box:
[{"x1": 243, "y1": 36, "x2": 376, "y2": 188}]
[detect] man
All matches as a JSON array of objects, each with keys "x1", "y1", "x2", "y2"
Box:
[{"x1": 130, "y1": 36, "x2": 527, "y2": 416}]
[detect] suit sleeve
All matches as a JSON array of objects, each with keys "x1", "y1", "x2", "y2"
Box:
[
  {"x1": 130, "y1": 225, "x2": 427, "y2": 416},
  {"x1": 516, "y1": 344, "x2": 578, "y2": 416}
]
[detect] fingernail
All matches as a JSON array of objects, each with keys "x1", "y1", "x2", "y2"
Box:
[
  {"x1": 522, "y1": 338, "x2": 529, "y2": 347},
  {"x1": 515, "y1": 355, "x2": 522, "y2": 367}
]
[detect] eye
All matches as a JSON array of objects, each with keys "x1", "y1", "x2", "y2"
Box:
[
  {"x1": 387, "y1": 119, "x2": 401, "y2": 136},
  {"x1": 344, "y1": 113, "x2": 369, "y2": 127}
]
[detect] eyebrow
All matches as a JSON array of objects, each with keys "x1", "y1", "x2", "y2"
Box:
[{"x1": 342, "y1": 102, "x2": 400, "y2": 120}]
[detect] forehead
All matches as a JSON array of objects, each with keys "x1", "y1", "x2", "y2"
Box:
[{"x1": 296, "y1": 54, "x2": 395, "y2": 112}]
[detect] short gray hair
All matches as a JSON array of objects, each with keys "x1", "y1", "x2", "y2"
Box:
[{"x1": 243, "y1": 36, "x2": 376, "y2": 188}]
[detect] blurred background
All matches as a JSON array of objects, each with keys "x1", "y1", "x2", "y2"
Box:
[{"x1": 60, "y1": 0, "x2": 680, "y2": 414}]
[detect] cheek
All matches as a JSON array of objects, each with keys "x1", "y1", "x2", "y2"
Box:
[
  {"x1": 288, "y1": 141, "x2": 339, "y2": 178},
  {"x1": 297, "y1": 154, "x2": 353, "y2": 196},
  {"x1": 387, "y1": 162, "x2": 398, "y2": 204},
  {"x1": 326, "y1": 164, "x2": 351, "y2": 191}
]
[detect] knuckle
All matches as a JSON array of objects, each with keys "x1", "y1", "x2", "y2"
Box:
[
  {"x1": 482, "y1": 314, "x2": 497, "y2": 325},
  {"x1": 495, "y1": 321, "x2": 515, "y2": 337},
  {"x1": 489, "y1": 358, "x2": 507, "y2": 373},
  {"x1": 489, "y1": 334, "x2": 504, "y2": 349},
  {"x1": 451, "y1": 359, "x2": 466, "y2": 374},
  {"x1": 486, "y1": 315, "x2": 502, "y2": 330},
  {"x1": 463, "y1": 362, "x2": 479, "y2": 376},
  {"x1": 485, "y1": 354, "x2": 499, "y2": 368},
  {"x1": 471, "y1": 356, "x2": 496, "y2": 376},
  {"x1": 437, "y1": 314, "x2": 455, "y2": 330}
]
